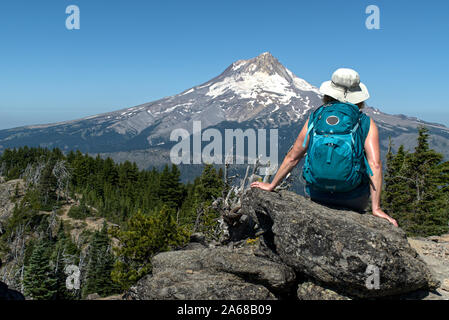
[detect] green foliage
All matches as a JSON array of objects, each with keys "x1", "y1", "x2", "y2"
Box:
[
  {"x1": 38, "y1": 160, "x2": 58, "y2": 209},
  {"x1": 178, "y1": 164, "x2": 224, "y2": 229},
  {"x1": 159, "y1": 164, "x2": 186, "y2": 210},
  {"x1": 383, "y1": 126, "x2": 449, "y2": 236},
  {"x1": 82, "y1": 222, "x2": 120, "y2": 298},
  {"x1": 2, "y1": 192, "x2": 44, "y2": 241},
  {"x1": 23, "y1": 238, "x2": 58, "y2": 300},
  {"x1": 0, "y1": 147, "x2": 64, "y2": 181},
  {"x1": 179, "y1": 164, "x2": 224, "y2": 239},
  {"x1": 21, "y1": 222, "x2": 82, "y2": 300},
  {"x1": 194, "y1": 164, "x2": 224, "y2": 203},
  {"x1": 0, "y1": 147, "x2": 187, "y2": 224},
  {"x1": 111, "y1": 207, "x2": 190, "y2": 290}
]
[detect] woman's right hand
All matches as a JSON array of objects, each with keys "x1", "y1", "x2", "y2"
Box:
[{"x1": 250, "y1": 181, "x2": 275, "y2": 192}]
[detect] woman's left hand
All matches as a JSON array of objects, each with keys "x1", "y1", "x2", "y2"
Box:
[{"x1": 372, "y1": 208, "x2": 398, "y2": 227}]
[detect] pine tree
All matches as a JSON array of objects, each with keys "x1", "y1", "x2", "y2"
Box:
[
  {"x1": 383, "y1": 141, "x2": 411, "y2": 221},
  {"x1": 82, "y1": 222, "x2": 119, "y2": 298},
  {"x1": 383, "y1": 127, "x2": 449, "y2": 236},
  {"x1": 159, "y1": 164, "x2": 185, "y2": 210},
  {"x1": 194, "y1": 164, "x2": 224, "y2": 203},
  {"x1": 38, "y1": 161, "x2": 58, "y2": 209},
  {"x1": 23, "y1": 238, "x2": 58, "y2": 300},
  {"x1": 192, "y1": 164, "x2": 224, "y2": 237}
]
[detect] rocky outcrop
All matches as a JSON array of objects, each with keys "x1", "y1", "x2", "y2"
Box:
[
  {"x1": 0, "y1": 178, "x2": 25, "y2": 228},
  {"x1": 126, "y1": 244, "x2": 296, "y2": 300},
  {"x1": 128, "y1": 189, "x2": 440, "y2": 300}
]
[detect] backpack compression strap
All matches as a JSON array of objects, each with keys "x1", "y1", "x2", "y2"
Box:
[
  {"x1": 302, "y1": 121, "x2": 314, "y2": 148},
  {"x1": 364, "y1": 155, "x2": 374, "y2": 176},
  {"x1": 352, "y1": 115, "x2": 374, "y2": 177}
]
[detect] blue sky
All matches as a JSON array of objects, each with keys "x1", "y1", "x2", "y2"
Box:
[{"x1": 0, "y1": 0, "x2": 448, "y2": 129}]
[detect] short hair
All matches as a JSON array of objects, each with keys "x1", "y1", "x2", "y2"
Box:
[{"x1": 322, "y1": 95, "x2": 365, "y2": 109}]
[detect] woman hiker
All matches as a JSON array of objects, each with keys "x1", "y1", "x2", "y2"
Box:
[{"x1": 251, "y1": 68, "x2": 398, "y2": 227}]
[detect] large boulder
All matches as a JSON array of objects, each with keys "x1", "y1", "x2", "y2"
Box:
[
  {"x1": 241, "y1": 188, "x2": 439, "y2": 298},
  {"x1": 126, "y1": 246, "x2": 296, "y2": 300}
]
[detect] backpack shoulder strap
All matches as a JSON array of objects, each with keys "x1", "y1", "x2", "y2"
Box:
[{"x1": 302, "y1": 105, "x2": 325, "y2": 148}]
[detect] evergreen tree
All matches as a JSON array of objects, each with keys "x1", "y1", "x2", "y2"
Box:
[
  {"x1": 194, "y1": 164, "x2": 224, "y2": 202},
  {"x1": 23, "y1": 238, "x2": 57, "y2": 300},
  {"x1": 82, "y1": 222, "x2": 119, "y2": 298},
  {"x1": 178, "y1": 164, "x2": 224, "y2": 230},
  {"x1": 38, "y1": 160, "x2": 58, "y2": 209},
  {"x1": 383, "y1": 141, "x2": 411, "y2": 219},
  {"x1": 159, "y1": 164, "x2": 185, "y2": 209},
  {"x1": 192, "y1": 164, "x2": 224, "y2": 237}
]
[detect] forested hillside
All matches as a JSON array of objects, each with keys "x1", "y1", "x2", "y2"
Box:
[{"x1": 0, "y1": 147, "x2": 225, "y2": 299}]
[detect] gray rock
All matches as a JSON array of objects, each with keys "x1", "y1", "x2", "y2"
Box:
[
  {"x1": 127, "y1": 271, "x2": 275, "y2": 300},
  {"x1": 241, "y1": 188, "x2": 439, "y2": 298},
  {"x1": 297, "y1": 281, "x2": 351, "y2": 300},
  {"x1": 128, "y1": 246, "x2": 296, "y2": 300}
]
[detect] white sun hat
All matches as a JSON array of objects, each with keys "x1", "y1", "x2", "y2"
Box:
[{"x1": 319, "y1": 68, "x2": 370, "y2": 104}]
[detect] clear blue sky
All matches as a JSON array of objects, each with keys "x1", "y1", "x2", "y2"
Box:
[{"x1": 0, "y1": 0, "x2": 448, "y2": 129}]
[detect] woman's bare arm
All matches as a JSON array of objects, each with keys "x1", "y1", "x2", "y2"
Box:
[
  {"x1": 251, "y1": 119, "x2": 309, "y2": 191},
  {"x1": 364, "y1": 118, "x2": 398, "y2": 227}
]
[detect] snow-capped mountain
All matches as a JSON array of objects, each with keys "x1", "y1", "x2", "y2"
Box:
[
  {"x1": 114, "y1": 51, "x2": 323, "y2": 145},
  {"x1": 1, "y1": 52, "x2": 449, "y2": 166}
]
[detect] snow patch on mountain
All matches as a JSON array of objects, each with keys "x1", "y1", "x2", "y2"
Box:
[{"x1": 206, "y1": 71, "x2": 297, "y2": 103}]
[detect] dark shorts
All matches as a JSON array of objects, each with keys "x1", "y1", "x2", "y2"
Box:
[{"x1": 305, "y1": 182, "x2": 371, "y2": 213}]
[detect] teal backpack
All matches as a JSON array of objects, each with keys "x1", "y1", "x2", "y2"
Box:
[{"x1": 302, "y1": 102, "x2": 373, "y2": 193}]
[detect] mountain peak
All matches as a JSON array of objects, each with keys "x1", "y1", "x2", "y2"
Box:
[
  {"x1": 253, "y1": 51, "x2": 277, "y2": 63},
  {"x1": 229, "y1": 52, "x2": 285, "y2": 77},
  {"x1": 210, "y1": 52, "x2": 320, "y2": 103}
]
